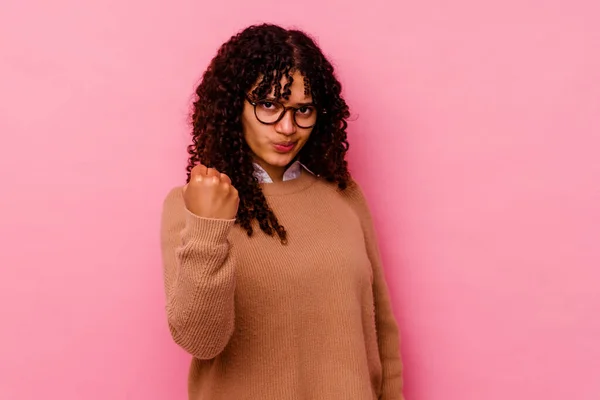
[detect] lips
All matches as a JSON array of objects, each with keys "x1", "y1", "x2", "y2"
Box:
[{"x1": 273, "y1": 141, "x2": 296, "y2": 153}]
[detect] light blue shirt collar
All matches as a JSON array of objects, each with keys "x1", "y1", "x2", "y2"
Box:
[{"x1": 253, "y1": 161, "x2": 313, "y2": 183}]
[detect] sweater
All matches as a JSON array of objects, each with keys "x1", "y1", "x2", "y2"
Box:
[{"x1": 159, "y1": 170, "x2": 405, "y2": 400}]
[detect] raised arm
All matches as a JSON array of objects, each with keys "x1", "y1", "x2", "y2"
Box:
[{"x1": 159, "y1": 165, "x2": 239, "y2": 359}]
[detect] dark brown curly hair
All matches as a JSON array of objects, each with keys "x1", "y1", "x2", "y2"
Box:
[{"x1": 186, "y1": 23, "x2": 351, "y2": 243}]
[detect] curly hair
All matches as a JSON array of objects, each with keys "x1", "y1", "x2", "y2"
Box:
[{"x1": 186, "y1": 23, "x2": 351, "y2": 243}]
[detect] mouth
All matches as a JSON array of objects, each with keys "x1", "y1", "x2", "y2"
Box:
[{"x1": 272, "y1": 141, "x2": 297, "y2": 153}]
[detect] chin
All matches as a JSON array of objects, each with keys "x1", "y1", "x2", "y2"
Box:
[{"x1": 265, "y1": 152, "x2": 297, "y2": 167}]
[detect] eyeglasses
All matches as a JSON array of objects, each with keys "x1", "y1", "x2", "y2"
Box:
[{"x1": 245, "y1": 96, "x2": 322, "y2": 129}]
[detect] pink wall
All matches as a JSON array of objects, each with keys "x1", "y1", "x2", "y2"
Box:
[{"x1": 1, "y1": 0, "x2": 599, "y2": 399}]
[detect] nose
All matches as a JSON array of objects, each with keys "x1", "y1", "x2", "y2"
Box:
[{"x1": 275, "y1": 109, "x2": 297, "y2": 136}]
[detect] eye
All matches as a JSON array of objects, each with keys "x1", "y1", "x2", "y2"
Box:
[
  {"x1": 258, "y1": 101, "x2": 276, "y2": 110},
  {"x1": 298, "y1": 106, "x2": 314, "y2": 115}
]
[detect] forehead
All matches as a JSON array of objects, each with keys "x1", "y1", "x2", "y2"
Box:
[{"x1": 253, "y1": 71, "x2": 312, "y2": 101}]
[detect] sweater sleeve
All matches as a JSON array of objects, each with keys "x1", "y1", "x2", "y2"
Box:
[
  {"x1": 345, "y1": 180, "x2": 406, "y2": 400},
  {"x1": 159, "y1": 186, "x2": 237, "y2": 360}
]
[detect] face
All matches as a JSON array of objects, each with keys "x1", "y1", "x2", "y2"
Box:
[{"x1": 242, "y1": 71, "x2": 315, "y2": 182}]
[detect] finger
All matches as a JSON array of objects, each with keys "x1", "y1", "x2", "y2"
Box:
[
  {"x1": 192, "y1": 164, "x2": 208, "y2": 176},
  {"x1": 220, "y1": 181, "x2": 233, "y2": 193},
  {"x1": 219, "y1": 173, "x2": 232, "y2": 185},
  {"x1": 205, "y1": 175, "x2": 220, "y2": 186},
  {"x1": 206, "y1": 168, "x2": 219, "y2": 177}
]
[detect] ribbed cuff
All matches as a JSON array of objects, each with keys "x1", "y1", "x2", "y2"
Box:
[{"x1": 183, "y1": 208, "x2": 236, "y2": 244}]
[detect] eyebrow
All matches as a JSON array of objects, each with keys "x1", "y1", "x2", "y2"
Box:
[{"x1": 263, "y1": 96, "x2": 315, "y2": 106}]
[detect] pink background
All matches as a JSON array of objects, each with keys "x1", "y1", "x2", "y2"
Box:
[{"x1": 1, "y1": 0, "x2": 599, "y2": 399}]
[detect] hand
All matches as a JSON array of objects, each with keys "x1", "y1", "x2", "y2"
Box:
[{"x1": 183, "y1": 164, "x2": 239, "y2": 220}]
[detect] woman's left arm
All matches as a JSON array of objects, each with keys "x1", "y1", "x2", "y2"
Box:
[{"x1": 345, "y1": 180, "x2": 406, "y2": 400}]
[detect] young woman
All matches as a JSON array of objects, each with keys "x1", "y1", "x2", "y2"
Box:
[{"x1": 160, "y1": 23, "x2": 405, "y2": 400}]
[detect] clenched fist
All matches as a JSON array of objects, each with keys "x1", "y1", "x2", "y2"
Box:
[{"x1": 183, "y1": 164, "x2": 239, "y2": 220}]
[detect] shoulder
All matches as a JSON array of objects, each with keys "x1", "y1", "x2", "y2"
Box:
[
  {"x1": 336, "y1": 177, "x2": 370, "y2": 209},
  {"x1": 315, "y1": 176, "x2": 373, "y2": 219},
  {"x1": 341, "y1": 178, "x2": 367, "y2": 202}
]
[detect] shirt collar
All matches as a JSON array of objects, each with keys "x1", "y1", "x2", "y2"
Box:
[{"x1": 253, "y1": 161, "x2": 313, "y2": 183}]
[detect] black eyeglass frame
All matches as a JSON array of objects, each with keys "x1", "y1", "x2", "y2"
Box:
[{"x1": 245, "y1": 95, "x2": 325, "y2": 129}]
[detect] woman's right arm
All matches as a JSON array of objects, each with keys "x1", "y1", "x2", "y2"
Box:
[{"x1": 160, "y1": 186, "x2": 237, "y2": 360}]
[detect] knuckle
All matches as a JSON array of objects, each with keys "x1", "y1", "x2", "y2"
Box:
[
  {"x1": 190, "y1": 167, "x2": 200, "y2": 176},
  {"x1": 207, "y1": 167, "x2": 220, "y2": 177},
  {"x1": 193, "y1": 175, "x2": 204, "y2": 184}
]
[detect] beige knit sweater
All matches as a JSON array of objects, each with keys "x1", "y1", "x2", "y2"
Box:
[{"x1": 160, "y1": 171, "x2": 405, "y2": 400}]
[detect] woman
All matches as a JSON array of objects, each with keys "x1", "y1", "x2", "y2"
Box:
[{"x1": 160, "y1": 23, "x2": 405, "y2": 400}]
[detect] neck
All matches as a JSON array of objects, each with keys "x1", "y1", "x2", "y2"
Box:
[{"x1": 268, "y1": 169, "x2": 285, "y2": 183}]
